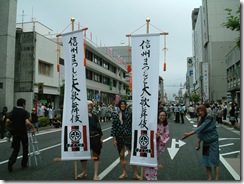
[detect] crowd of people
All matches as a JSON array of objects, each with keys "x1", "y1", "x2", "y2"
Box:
[
  {"x1": 0, "y1": 97, "x2": 240, "y2": 180},
  {"x1": 157, "y1": 101, "x2": 240, "y2": 128}
]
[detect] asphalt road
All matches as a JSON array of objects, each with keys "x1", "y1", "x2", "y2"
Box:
[{"x1": 0, "y1": 115, "x2": 241, "y2": 181}]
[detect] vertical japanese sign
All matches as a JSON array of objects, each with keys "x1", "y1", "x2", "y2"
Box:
[
  {"x1": 130, "y1": 33, "x2": 160, "y2": 167},
  {"x1": 61, "y1": 30, "x2": 90, "y2": 160}
]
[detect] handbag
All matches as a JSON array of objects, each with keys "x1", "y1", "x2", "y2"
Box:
[{"x1": 229, "y1": 116, "x2": 235, "y2": 121}]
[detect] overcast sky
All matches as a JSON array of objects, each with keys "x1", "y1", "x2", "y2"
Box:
[{"x1": 16, "y1": 0, "x2": 203, "y2": 100}]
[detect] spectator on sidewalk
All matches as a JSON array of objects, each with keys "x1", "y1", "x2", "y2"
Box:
[
  {"x1": 47, "y1": 105, "x2": 54, "y2": 126},
  {"x1": 0, "y1": 106, "x2": 8, "y2": 139},
  {"x1": 229, "y1": 103, "x2": 237, "y2": 128},
  {"x1": 100, "y1": 104, "x2": 108, "y2": 122},
  {"x1": 188, "y1": 104, "x2": 195, "y2": 118},
  {"x1": 180, "y1": 104, "x2": 185, "y2": 124},
  {"x1": 234, "y1": 102, "x2": 240, "y2": 123},
  {"x1": 53, "y1": 115, "x2": 62, "y2": 128},
  {"x1": 223, "y1": 101, "x2": 228, "y2": 120},
  {"x1": 216, "y1": 106, "x2": 223, "y2": 124},
  {"x1": 37, "y1": 103, "x2": 45, "y2": 117},
  {"x1": 31, "y1": 108, "x2": 39, "y2": 133}
]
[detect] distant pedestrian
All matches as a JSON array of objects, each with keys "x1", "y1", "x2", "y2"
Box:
[
  {"x1": 100, "y1": 104, "x2": 108, "y2": 122},
  {"x1": 180, "y1": 104, "x2": 185, "y2": 124},
  {"x1": 0, "y1": 106, "x2": 8, "y2": 139},
  {"x1": 37, "y1": 103, "x2": 44, "y2": 117},
  {"x1": 47, "y1": 105, "x2": 54, "y2": 126},
  {"x1": 174, "y1": 104, "x2": 180, "y2": 123},
  {"x1": 216, "y1": 106, "x2": 223, "y2": 124},
  {"x1": 188, "y1": 104, "x2": 195, "y2": 118},
  {"x1": 228, "y1": 103, "x2": 237, "y2": 128},
  {"x1": 223, "y1": 102, "x2": 227, "y2": 120},
  {"x1": 31, "y1": 108, "x2": 39, "y2": 133},
  {"x1": 182, "y1": 105, "x2": 220, "y2": 180},
  {"x1": 7, "y1": 98, "x2": 36, "y2": 172},
  {"x1": 53, "y1": 115, "x2": 62, "y2": 128},
  {"x1": 234, "y1": 102, "x2": 240, "y2": 123}
]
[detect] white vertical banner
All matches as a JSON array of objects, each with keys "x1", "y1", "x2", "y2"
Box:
[
  {"x1": 61, "y1": 30, "x2": 90, "y2": 160},
  {"x1": 130, "y1": 33, "x2": 160, "y2": 167}
]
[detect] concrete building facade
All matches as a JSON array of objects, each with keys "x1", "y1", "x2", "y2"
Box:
[
  {"x1": 225, "y1": 46, "x2": 240, "y2": 105},
  {"x1": 0, "y1": 0, "x2": 17, "y2": 111},
  {"x1": 14, "y1": 21, "x2": 129, "y2": 112},
  {"x1": 191, "y1": 0, "x2": 240, "y2": 102}
]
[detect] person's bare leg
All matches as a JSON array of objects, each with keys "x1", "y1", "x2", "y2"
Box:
[
  {"x1": 81, "y1": 160, "x2": 87, "y2": 173},
  {"x1": 132, "y1": 165, "x2": 141, "y2": 180},
  {"x1": 93, "y1": 160, "x2": 100, "y2": 180},
  {"x1": 128, "y1": 150, "x2": 141, "y2": 180},
  {"x1": 215, "y1": 166, "x2": 220, "y2": 180},
  {"x1": 119, "y1": 147, "x2": 127, "y2": 178},
  {"x1": 206, "y1": 166, "x2": 212, "y2": 180},
  {"x1": 77, "y1": 160, "x2": 87, "y2": 178}
]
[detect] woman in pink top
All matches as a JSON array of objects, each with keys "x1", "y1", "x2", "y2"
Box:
[{"x1": 144, "y1": 110, "x2": 170, "y2": 180}]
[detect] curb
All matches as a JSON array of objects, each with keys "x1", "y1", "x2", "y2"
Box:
[{"x1": 221, "y1": 120, "x2": 240, "y2": 131}]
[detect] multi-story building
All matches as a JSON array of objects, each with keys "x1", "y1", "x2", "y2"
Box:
[
  {"x1": 0, "y1": 0, "x2": 17, "y2": 111},
  {"x1": 225, "y1": 46, "x2": 240, "y2": 105},
  {"x1": 191, "y1": 0, "x2": 240, "y2": 103},
  {"x1": 14, "y1": 21, "x2": 128, "y2": 111}
]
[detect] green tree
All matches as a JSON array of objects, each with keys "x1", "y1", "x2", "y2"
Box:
[
  {"x1": 221, "y1": 6, "x2": 240, "y2": 48},
  {"x1": 189, "y1": 93, "x2": 200, "y2": 104}
]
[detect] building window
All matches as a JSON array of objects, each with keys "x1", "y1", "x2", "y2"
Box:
[
  {"x1": 86, "y1": 49, "x2": 93, "y2": 61},
  {"x1": 103, "y1": 61, "x2": 109, "y2": 69},
  {"x1": 86, "y1": 69, "x2": 93, "y2": 80},
  {"x1": 0, "y1": 82, "x2": 3, "y2": 89},
  {"x1": 94, "y1": 55, "x2": 101, "y2": 65},
  {"x1": 59, "y1": 58, "x2": 64, "y2": 65},
  {"x1": 110, "y1": 65, "x2": 116, "y2": 74},
  {"x1": 113, "y1": 79, "x2": 117, "y2": 87},
  {"x1": 39, "y1": 61, "x2": 52, "y2": 76},
  {"x1": 236, "y1": 61, "x2": 240, "y2": 78},
  {"x1": 123, "y1": 72, "x2": 126, "y2": 78},
  {"x1": 94, "y1": 73, "x2": 102, "y2": 83},
  {"x1": 103, "y1": 76, "x2": 109, "y2": 85}
]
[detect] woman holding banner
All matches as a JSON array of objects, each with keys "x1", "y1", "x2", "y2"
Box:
[
  {"x1": 78, "y1": 101, "x2": 103, "y2": 180},
  {"x1": 111, "y1": 99, "x2": 141, "y2": 180},
  {"x1": 144, "y1": 110, "x2": 170, "y2": 180}
]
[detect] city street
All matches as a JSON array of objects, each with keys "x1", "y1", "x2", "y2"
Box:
[{"x1": 0, "y1": 115, "x2": 240, "y2": 181}]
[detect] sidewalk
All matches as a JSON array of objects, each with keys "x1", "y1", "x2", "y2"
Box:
[
  {"x1": 221, "y1": 118, "x2": 241, "y2": 131},
  {"x1": 38, "y1": 125, "x2": 61, "y2": 132}
]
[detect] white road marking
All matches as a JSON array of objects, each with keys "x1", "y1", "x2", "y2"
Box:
[
  {"x1": 219, "y1": 138, "x2": 240, "y2": 141},
  {"x1": 220, "y1": 154, "x2": 240, "y2": 180},
  {"x1": 219, "y1": 143, "x2": 234, "y2": 148},
  {"x1": 0, "y1": 143, "x2": 61, "y2": 165},
  {"x1": 98, "y1": 151, "x2": 129, "y2": 180},
  {"x1": 221, "y1": 151, "x2": 240, "y2": 156}
]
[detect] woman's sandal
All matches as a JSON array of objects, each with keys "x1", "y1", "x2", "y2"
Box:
[
  {"x1": 118, "y1": 173, "x2": 128, "y2": 179},
  {"x1": 77, "y1": 172, "x2": 87, "y2": 179},
  {"x1": 93, "y1": 176, "x2": 99, "y2": 180},
  {"x1": 133, "y1": 175, "x2": 142, "y2": 180}
]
